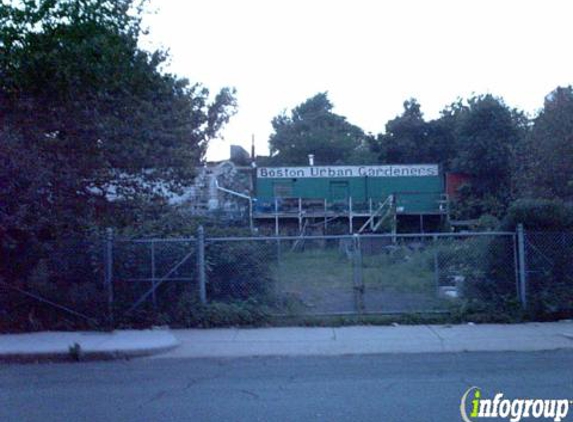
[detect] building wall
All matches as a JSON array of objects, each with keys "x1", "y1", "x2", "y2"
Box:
[
  {"x1": 255, "y1": 165, "x2": 444, "y2": 214},
  {"x1": 445, "y1": 172, "x2": 471, "y2": 199}
]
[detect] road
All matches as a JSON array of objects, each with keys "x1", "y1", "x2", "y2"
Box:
[{"x1": 1, "y1": 351, "x2": 572, "y2": 422}]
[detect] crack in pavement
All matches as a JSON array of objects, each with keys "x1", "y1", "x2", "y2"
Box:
[
  {"x1": 237, "y1": 389, "x2": 260, "y2": 399},
  {"x1": 425, "y1": 325, "x2": 446, "y2": 351},
  {"x1": 231, "y1": 328, "x2": 240, "y2": 341},
  {"x1": 138, "y1": 374, "x2": 223, "y2": 408}
]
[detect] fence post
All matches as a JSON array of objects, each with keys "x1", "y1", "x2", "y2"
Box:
[
  {"x1": 433, "y1": 235, "x2": 440, "y2": 296},
  {"x1": 517, "y1": 224, "x2": 528, "y2": 309},
  {"x1": 276, "y1": 238, "x2": 282, "y2": 297},
  {"x1": 104, "y1": 228, "x2": 114, "y2": 327},
  {"x1": 150, "y1": 240, "x2": 157, "y2": 311},
  {"x1": 197, "y1": 225, "x2": 207, "y2": 305},
  {"x1": 352, "y1": 234, "x2": 364, "y2": 313}
]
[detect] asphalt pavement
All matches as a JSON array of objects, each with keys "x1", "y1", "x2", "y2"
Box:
[{"x1": 1, "y1": 350, "x2": 572, "y2": 422}]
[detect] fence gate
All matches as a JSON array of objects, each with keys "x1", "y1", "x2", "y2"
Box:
[{"x1": 263, "y1": 236, "x2": 358, "y2": 316}]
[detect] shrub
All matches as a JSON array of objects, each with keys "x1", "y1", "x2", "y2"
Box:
[
  {"x1": 500, "y1": 198, "x2": 573, "y2": 231},
  {"x1": 205, "y1": 240, "x2": 275, "y2": 302},
  {"x1": 168, "y1": 293, "x2": 270, "y2": 327},
  {"x1": 456, "y1": 199, "x2": 573, "y2": 318}
]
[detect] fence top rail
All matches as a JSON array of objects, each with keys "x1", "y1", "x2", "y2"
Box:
[
  {"x1": 114, "y1": 237, "x2": 196, "y2": 243},
  {"x1": 526, "y1": 230, "x2": 573, "y2": 235},
  {"x1": 204, "y1": 231, "x2": 516, "y2": 242},
  {"x1": 112, "y1": 231, "x2": 516, "y2": 243}
]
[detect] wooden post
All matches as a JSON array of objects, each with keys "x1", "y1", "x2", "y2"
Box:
[
  {"x1": 197, "y1": 226, "x2": 207, "y2": 305},
  {"x1": 324, "y1": 198, "x2": 328, "y2": 234},
  {"x1": 349, "y1": 196, "x2": 353, "y2": 234},
  {"x1": 298, "y1": 197, "x2": 302, "y2": 233},
  {"x1": 274, "y1": 198, "x2": 279, "y2": 236}
]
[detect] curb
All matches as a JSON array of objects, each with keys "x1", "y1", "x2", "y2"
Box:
[
  {"x1": 0, "y1": 331, "x2": 181, "y2": 364},
  {"x1": 0, "y1": 342, "x2": 180, "y2": 364},
  {"x1": 155, "y1": 323, "x2": 573, "y2": 359}
]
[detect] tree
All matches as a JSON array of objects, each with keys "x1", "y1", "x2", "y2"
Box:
[
  {"x1": 268, "y1": 92, "x2": 370, "y2": 165},
  {"x1": 373, "y1": 99, "x2": 428, "y2": 163},
  {"x1": 372, "y1": 99, "x2": 458, "y2": 167},
  {"x1": 371, "y1": 95, "x2": 526, "y2": 218},
  {"x1": 450, "y1": 95, "x2": 526, "y2": 217},
  {"x1": 516, "y1": 86, "x2": 573, "y2": 201},
  {"x1": 0, "y1": 0, "x2": 237, "y2": 242},
  {"x1": 0, "y1": 0, "x2": 237, "y2": 288}
]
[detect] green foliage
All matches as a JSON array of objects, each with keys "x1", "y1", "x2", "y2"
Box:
[
  {"x1": 0, "y1": 0, "x2": 237, "y2": 308},
  {"x1": 450, "y1": 183, "x2": 510, "y2": 220},
  {"x1": 273, "y1": 308, "x2": 523, "y2": 327},
  {"x1": 0, "y1": 240, "x2": 107, "y2": 333},
  {"x1": 474, "y1": 215, "x2": 500, "y2": 231},
  {"x1": 449, "y1": 95, "x2": 525, "y2": 217},
  {"x1": 205, "y1": 240, "x2": 275, "y2": 301},
  {"x1": 516, "y1": 86, "x2": 573, "y2": 201},
  {"x1": 460, "y1": 236, "x2": 518, "y2": 305},
  {"x1": 373, "y1": 99, "x2": 427, "y2": 163},
  {"x1": 500, "y1": 199, "x2": 573, "y2": 231},
  {"x1": 370, "y1": 95, "x2": 525, "y2": 219},
  {"x1": 195, "y1": 300, "x2": 270, "y2": 328},
  {"x1": 373, "y1": 99, "x2": 457, "y2": 165},
  {"x1": 0, "y1": 0, "x2": 236, "y2": 242},
  {"x1": 521, "y1": 232, "x2": 573, "y2": 318},
  {"x1": 268, "y1": 92, "x2": 372, "y2": 165},
  {"x1": 164, "y1": 294, "x2": 270, "y2": 328},
  {"x1": 499, "y1": 199, "x2": 573, "y2": 317}
]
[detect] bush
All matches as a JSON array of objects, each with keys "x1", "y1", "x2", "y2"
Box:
[
  {"x1": 205, "y1": 240, "x2": 275, "y2": 301},
  {"x1": 451, "y1": 183, "x2": 509, "y2": 219},
  {"x1": 501, "y1": 198, "x2": 573, "y2": 231},
  {"x1": 521, "y1": 232, "x2": 573, "y2": 317},
  {"x1": 105, "y1": 210, "x2": 276, "y2": 328},
  {"x1": 431, "y1": 235, "x2": 520, "y2": 311},
  {"x1": 0, "y1": 239, "x2": 107, "y2": 332},
  {"x1": 168, "y1": 294, "x2": 270, "y2": 327},
  {"x1": 456, "y1": 199, "x2": 573, "y2": 318}
]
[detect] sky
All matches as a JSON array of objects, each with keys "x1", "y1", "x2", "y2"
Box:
[{"x1": 141, "y1": 0, "x2": 573, "y2": 161}]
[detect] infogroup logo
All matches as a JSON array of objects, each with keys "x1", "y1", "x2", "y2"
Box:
[{"x1": 460, "y1": 387, "x2": 571, "y2": 422}]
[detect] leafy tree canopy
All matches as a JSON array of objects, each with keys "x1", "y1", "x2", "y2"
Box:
[
  {"x1": 449, "y1": 95, "x2": 526, "y2": 217},
  {"x1": 516, "y1": 86, "x2": 573, "y2": 201},
  {"x1": 0, "y1": 0, "x2": 236, "y2": 244},
  {"x1": 371, "y1": 95, "x2": 526, "y2": 218},
  {"x1": 373, "y1": 99, "x2": 453, "y2": 165},
  {"x1": 268, "y1": 92, "x2": 372, "y2": 165}
]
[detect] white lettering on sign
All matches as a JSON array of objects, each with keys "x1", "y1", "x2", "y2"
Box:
[{"x1": 257, "y1": 165, "x2": 439, "y2": 179}]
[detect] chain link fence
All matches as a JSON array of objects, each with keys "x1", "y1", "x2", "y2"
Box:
[
  {"x1": 0, "y1": 239, "x2": 106, "y2": 330},
  {"x1": 203, "y1": 232, "x2": 519, "y2": 316},
  {"x1": 113, "y1": 238, "x2": 197, "y2": 324},
  {"x1": 3, "y1": 226, "x2": 572, "y2": 330},
  {"x1": 524, "y1": 231, "x2": 573, "y2": 313}
]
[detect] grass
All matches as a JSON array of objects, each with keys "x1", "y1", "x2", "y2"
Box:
[
  {"x1": 362, "y1": 250, "x2": 435, "y2": 293},
  {"x1": 268, "y1": 243, "x2": 456, "y2": 315},
  {"x1": 275, "y1": 249, "x2": 352, "y2": 290},
  {"x1": 273, "y1": 246, "x2": 437, "y2": 294}
]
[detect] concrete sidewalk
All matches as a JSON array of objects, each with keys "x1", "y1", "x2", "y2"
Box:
[
  {"x1": 0, "y1": 329, "x2": 180, "y2": 362},
  {"x1": 156, "y1": 321, "x2": 573, "y2": 359},
  {"x1": 2, "y1": 322, "x2": 573, "y2": 362}
]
